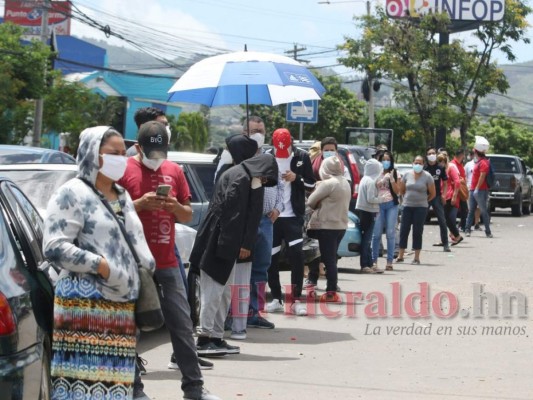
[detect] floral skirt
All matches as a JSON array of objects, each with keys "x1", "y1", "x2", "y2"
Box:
[{"x1": 51, "y1": 275, "x2": 137, "y2": 400}]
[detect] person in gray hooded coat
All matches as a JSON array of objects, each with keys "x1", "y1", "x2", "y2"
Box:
[
  {"x1": 189, "y1": 136, "x2": 278, "y2": 356},
  {"x1": 355, "y1": 158, "x2": 384, "y2": 274},
  {"x1": 43, "y1": 126, "x2": 155, "y2": 399}
]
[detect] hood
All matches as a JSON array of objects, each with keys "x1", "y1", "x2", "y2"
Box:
[
  {"x1": 242, "y1": 154, "x2": 279, "y2": 187},
  {"x1": 226, "y1": 134, "x2": 258, "y2": 165},
  {"x1": 76, "y1": 126, "x2": 110, "y2": 185},
  {"x1": 319, "y1": 155, "x2": 343, "y2": 180},
  {"x1": 364, "y1": 158, "x2": 383, "y2": 180}
]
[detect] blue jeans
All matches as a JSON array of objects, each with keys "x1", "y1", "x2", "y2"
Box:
[
  {"x1": 466, "y1": 190, "x2": 491, "y2": 235},
  {"x1": 372, "y1": 200, "x2": 399, "y2": 263},
  {"x1": 249, "y1": 216, "x2": 273, "y2": 315},
  {"x1": 357, "y1": 210, "x2": 376, "y2": 268},
  {"x1": 428, "y1": 197, "x2": 449, "y2": 246},
  {"x1": 399, "y1": 206, "x2": 428, "y2": 250}
]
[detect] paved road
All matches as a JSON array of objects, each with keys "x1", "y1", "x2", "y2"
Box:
[{"x1": 138, "y1": 209, "x2": 533, "y2": 400}]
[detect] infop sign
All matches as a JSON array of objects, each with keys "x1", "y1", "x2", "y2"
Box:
[{"x1": 386, "y1": 0, "x2": 505, "y2": 22}]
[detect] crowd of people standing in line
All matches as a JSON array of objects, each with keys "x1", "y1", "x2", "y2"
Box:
[{"x1": 42, "y1": 106, "x2": 495, "y2": 400}]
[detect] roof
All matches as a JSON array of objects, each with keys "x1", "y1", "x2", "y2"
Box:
[{"x1": 167, "y1": 151, "x2": 217, "y2": 164}]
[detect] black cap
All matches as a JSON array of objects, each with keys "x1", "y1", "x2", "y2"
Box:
[{"x1": 137, "y1": 121, "x2": 169, "y2": 159}]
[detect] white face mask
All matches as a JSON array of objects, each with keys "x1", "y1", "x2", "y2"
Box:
[
  {"x1": 141, "y1": 152, "x2": 164, "y2": 171},
  {"x1": 166, "y1": 126, "x2": 172, "y2": 143},
  {"x1": 427, "y1": 154, "x2": 437, "y2": 163},
  {"x1": 250, "y1": 133, "x2": 265, "y2": 149},
  {"x1": 100, "y1": 154, "x2": 127, "y2": 181},
  {"x1": 220, "y1": 149, "x2": 233, "y2": 165}
]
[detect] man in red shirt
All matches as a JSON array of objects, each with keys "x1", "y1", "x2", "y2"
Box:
[
  {"x1": 120, "y1": 120, "x2": 220, "y2": 400},
  {"x1": 465, "y1": 143, "x2": 493, "y2": 238}
]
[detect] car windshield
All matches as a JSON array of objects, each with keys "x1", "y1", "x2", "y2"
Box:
[
  {"x1": 0, "y1": 148, "x2": 75, "y2": 164},
  {"x1": 0, "y1": 170, "x2": 77, "y2": 214},
  {"x1": 489, "y1": 156, "x2": 519, "y2": 173}
]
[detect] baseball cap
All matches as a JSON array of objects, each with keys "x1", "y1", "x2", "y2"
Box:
[
  {"x1": 137, "y1": 121, "x2": 169, "y2": 159},
  {"x1": 272, "y1": 128, "x2": 292, "y2": 158}
]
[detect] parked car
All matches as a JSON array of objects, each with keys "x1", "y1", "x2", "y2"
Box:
[
  {"x1": 0, "y1": 176, "x2": 55, "y2": 400},
  {"x1": 0, "y1": 145, "x2": 75, "y2": 165},
  {"x1": 487, "y1": 154, "x2": 532, "y2": 216}
]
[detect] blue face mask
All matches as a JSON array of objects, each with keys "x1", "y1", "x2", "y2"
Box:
[
  {"x1": 413, "y1": 164, "x2": 423, "y2": 173},
  {"x1": 323, "y1": 151, "x2": 336, "y2": 159},
  {"x1": 382, "y1": 160, "x2": 391, "y2": 170}
]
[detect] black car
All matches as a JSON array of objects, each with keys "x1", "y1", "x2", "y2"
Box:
[{"x1": 0, "y1": 177, "x2": 55, "y2": 400}]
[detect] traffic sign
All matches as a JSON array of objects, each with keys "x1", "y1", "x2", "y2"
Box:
[{"x1": 286, "y1": 100, "x2": 318, "y2": 124}]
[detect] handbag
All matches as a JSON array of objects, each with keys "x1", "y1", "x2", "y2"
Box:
[
  {"x1": 78, "y1": 178, "x2": 164, "y2": 332},
  {"x1": 458, "y1": 178, "x2": 469, "y2": 201}
]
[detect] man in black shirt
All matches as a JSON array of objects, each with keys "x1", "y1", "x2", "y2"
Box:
[{"x1": 424, "y1": 146, "x2": 450, "y2": 252}]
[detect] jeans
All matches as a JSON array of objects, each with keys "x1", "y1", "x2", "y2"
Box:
[
  {"x1": 372, "y1": 200, "x2": 399, "y2": 263},
  {"x1": 428, "y1": 197, "x2": 449, "y2": 246},
  {"x1": 399, "y1": 206, "x2": 428, "y2": 250},
  {"x1": 154, "y1": 267, "x2": 203, "y2": 395},
  {"x1": 249, "y1": 216, "x2": 273, "y2": 315},
  {"x1": 466, "y1": 189, "x2": 491, "y2": 235},
  {"x1": 357, "y1": 210, "x2": 376, "y2": 268},
  {"x1": 459, "y1": 199, "x2": 468, "y2": 231},
  {"x1": 315, "y1": 229, "x2": 345, "y2": 292},
  {"x1": 444, "y1": 200, "x2": 460, "y2": 237}
]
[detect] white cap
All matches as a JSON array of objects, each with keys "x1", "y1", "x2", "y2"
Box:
[{"x1": 474, "y1": 136, "x2": 489, "y2": 153}]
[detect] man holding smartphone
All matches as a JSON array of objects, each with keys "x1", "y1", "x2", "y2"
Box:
[{"x1": 119, "y1": 121, "x2": 220, "y2": 400}]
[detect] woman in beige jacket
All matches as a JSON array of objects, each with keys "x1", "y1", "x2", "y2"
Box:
[{"x1": 307, "y1": 156, "x2": 351, "y2": 302}]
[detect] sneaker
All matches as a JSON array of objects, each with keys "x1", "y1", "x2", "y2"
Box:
[
  {"x1": 291, "y1": 300, "x2": 308, "y2": 316},
  {"x1": 304, "y1": 278, "x2": 317, "y2": 287},
  {"x1": 371, "y1": 265, "x2": 384, "y2": 274},
  {"x1": 212, "y1": 338, "x2": 240, "y2": 354},
  {"x1": 133, "y1": 388, "x2": 151, "y2": 400},
  {"x1": 361, "y1": 267, "x2": 376, "y2": 274},
  {"x1": 168, "y1": 354, "x2": 214, "y2": 370},
  {"x1": 184, "y1": 387, "x2": 221, "y2": 400},
  {"x1": 474, "y1": 224, "x2": 482, "y2": 231},
  {"x1": 465, "y1": 231, "x2": 471, "y2": 237},
  {"x1": 266, "y1": 299, "x2": 284, "y2": 313},
  {"x1": 443, "y1": 245, "x2": 451, "y2": 252},
  {"x1": 320, "y1": 292, "x2": 341, "y2": 303},
  {"x1": 136, "y1": 355, "x2": 147, "y2": 375},
  {"x1": 230, "y1": 330, "x2": 247, "y2": 340},
  {"x1": 196, "y1": 340, "x2": 227, "y2": 357},
  {"x1": 247, "y1": 315, "x2": 275, "y2": 329},
  {"x1": 486, "y1": 233, "x2": 493, "y2": 238}
]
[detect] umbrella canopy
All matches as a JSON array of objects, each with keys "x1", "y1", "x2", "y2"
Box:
[{"x1": 167, "y1": 51, "x2": 326, "y2": 107}]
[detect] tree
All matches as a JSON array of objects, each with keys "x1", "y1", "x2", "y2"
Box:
[
  {"x1": 339, "y1": 0, "x2": 531, "y2": 147},
  {"x1": 171, "y1": 112, "x2": 209, "y2": 152}
]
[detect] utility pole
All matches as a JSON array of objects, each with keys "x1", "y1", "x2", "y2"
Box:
[
  {"x1": 366, "y1": 0, "x2": 375, "y2": 129},
  {"x1": 285, "y1": 44, "x2": 308, "y2": 142},
  {"x1": 32, "y1": 0, "x2": 49, "y2": 148}
]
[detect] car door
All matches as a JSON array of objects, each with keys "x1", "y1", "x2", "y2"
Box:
[{"x1": 0, "y1": 180, "x2": 53, "y2": 399}]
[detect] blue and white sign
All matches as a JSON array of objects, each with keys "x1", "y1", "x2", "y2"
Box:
[{"x1": 286, "y1": 100, "x2": 318, "y2": 124}]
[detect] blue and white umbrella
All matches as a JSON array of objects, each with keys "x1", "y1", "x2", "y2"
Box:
[{"x1": 167, "y1": 51, "x2": 326, "y2": 107}]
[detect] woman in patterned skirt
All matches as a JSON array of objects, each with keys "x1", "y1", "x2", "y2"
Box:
[{"x1": 43, "y1": 126, "x2": 155, "y2": 399}]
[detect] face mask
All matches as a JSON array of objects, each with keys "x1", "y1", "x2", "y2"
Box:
[
  {"x1": 323, "y1": 151, "x2": 336, "y2": 159},
  {"x1": 474, "y1": 157, "x2": 479, "y2": 163},
  {"x1": 220, "y1": 149, "x2": 233, "y2": 165},
  {"x1": 382, "y1": 160, "x2": 391, "y2": 170},
  {"x1": 427, "y1": 154, "x2": 437, "y2": 163},
  {"x1": 166, "y1": 126, "x2": 172, "y2": 143},
  {"x1": 141, "y1": 152, "x2": 164, "y2": 171},
  {"x1": 250, "y1": 133, "x2": 265, "y2": 149},
  {"x1": 100, "y1": 154, "x2": 127, "y2": 181},
  {"x1": 413, "y1": 164, "x2": 423, "y2": 174}
]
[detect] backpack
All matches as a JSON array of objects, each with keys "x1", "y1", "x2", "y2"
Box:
[{"x1": 486, "y1": 159, "x2": 495, "y2": 189}]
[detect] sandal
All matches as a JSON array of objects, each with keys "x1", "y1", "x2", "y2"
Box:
[{"x1": 386, "y1": 265, "x2": 393, "y2": 271}]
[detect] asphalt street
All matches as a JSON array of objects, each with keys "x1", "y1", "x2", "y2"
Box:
[{"x1": 138, "y1": 209, "x2": 533, "y2": 400}]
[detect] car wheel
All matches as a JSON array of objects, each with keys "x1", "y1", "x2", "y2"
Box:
[
  {"x1": 187, "y1": 271, "x2": 201, "y2": 328},
  {"x1": 511, "y1": 196, "x2": 523, "y2": 217},
  {"x1": 40, "y1": 335, "x2": 52, "y2": 400},
  {"x1": 523, "y1": 199, "x2": 531, "y2": 215}
]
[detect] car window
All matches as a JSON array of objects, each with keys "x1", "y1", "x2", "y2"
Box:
[
  {"x1": 0, "y1": 209, "x2": 30, "y2": 296},
  {"x1": 190, "y1": 164, "x2": 217, "y2": 200},
  {"x1": 489, "y1": 157, "x2": 518, "y2": 173},
  {"x1": 49, "y1": 153, "x2": 64, "y2": 163},
  {"x1": 0, "y1": 152, "x2": 43, "y2": 164},
  {"x1": 180, "y1": 166, "x2": 200, "y2": 203}
]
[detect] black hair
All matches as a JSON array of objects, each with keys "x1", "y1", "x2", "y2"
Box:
[
  {"x1": 242, "y1": 116, "x2": 264, "y2": 133},
  {"x1": 455, "y1": 148, "x2": 465, "y2": 156},
  {"x1": 134, "y1": 107, "x2": 166, "y2": 128},
  {"x1": 378, "y1": 150, "x2": 395, "y2": 171},
  {"x1": 426, "y1": 146, "x2": 436, "y2": 154},
  {"x1": 320, "y1": 136, "x2": 337, "y2": 150},
  {"x1": 100, "y1": 128, "x2": 122, "y2": 148}
]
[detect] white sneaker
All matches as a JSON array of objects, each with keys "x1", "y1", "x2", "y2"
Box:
[
  {"x1": 291, "y1": 300, "x2": 308, "y2": 316},
  {"x1": 266, "y1": 299, "x2": 284, "y2": 313},
  {"x1": 230, "y1": 330, "x2": 247, "y2": 340}
]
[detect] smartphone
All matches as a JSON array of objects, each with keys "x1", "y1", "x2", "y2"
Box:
[{"x1": 156, "y1": 184, "x2": 171, "y2": 197}]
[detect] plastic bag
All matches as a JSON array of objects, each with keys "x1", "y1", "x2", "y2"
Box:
[{"x1": 175, "y1": 223, "x2": 197, "y2": 264}]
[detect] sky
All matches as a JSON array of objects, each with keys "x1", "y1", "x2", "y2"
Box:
[{"x1": 2, "y1": 0, "x2": 533, "y2": 75}]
